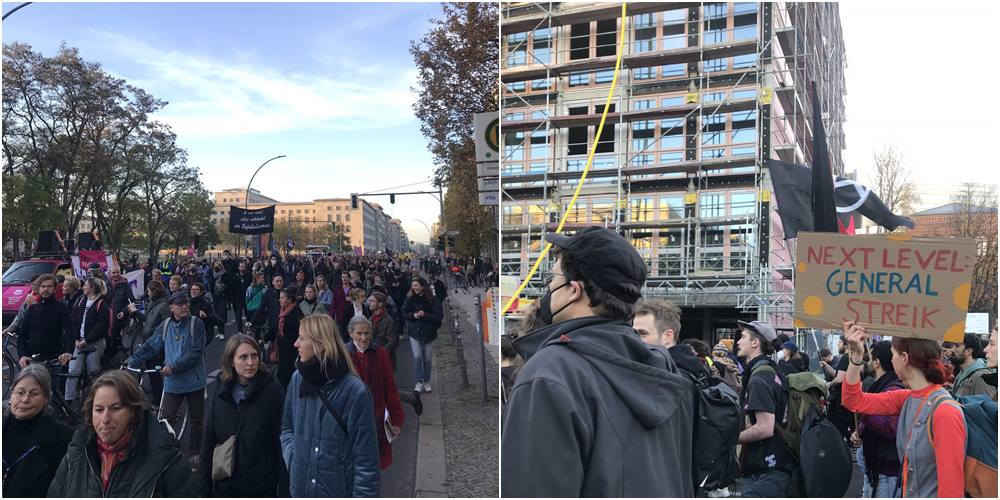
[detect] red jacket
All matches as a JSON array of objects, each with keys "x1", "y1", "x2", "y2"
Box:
[
  {"x1": 348, "y1": 343, "x2": 404, "y2": 470},
  {"x1": 330, "y1": 285, "x2": 350, "y2": 319}
]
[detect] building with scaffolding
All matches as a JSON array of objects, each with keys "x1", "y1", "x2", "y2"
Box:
[{"x1": 500, "y1": 2, "x2": 847, "y2": 343}]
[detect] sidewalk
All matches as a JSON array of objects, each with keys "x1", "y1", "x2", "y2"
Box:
[{"x1": 414, "y1": 287, "x2": 499, "y2": 497}]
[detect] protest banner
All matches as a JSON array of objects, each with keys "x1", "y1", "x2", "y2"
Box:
[
  {"x1": 125, "y1": 270, "x2": 145, "y2": 300},
  {"x1": 794, "y1": 232, "x2": 976, "y2": 342},
  {"x1": 229, "y1": 205, "x2": 275, "y2": 234},
  {"x1": 71, "y1": 250, "x2": 115, "y2": 279}
]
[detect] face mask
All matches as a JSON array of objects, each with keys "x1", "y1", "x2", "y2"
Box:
[{"x1": 538, "y1": 282, "x2": 571, "y2": 325}]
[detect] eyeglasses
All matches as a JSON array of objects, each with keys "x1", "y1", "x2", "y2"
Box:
[
  {"x1": 540, "y1": 271, "x2": 567, "y2": 287},
  {"x1": 11, "y1": 389, "x2": 44, "y2": 399}
]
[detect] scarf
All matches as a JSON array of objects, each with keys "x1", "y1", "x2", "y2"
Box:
[
  {"x1": 296, "y1": 355, "x2": 350, "y2": 394},
  {"x1": 96, "y1": 429, "x2": 133, "y2": 493},
  {"x1": 277, "y1": 304, "x2": 296, "y2": 338},
  {"x1": 371, "y1": 309, "x2": 384, "y2": 330}
]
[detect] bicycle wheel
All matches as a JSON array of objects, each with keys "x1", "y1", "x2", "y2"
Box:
[{"x1": 3, "y1": 352, "x2": 17, "y2": 400}]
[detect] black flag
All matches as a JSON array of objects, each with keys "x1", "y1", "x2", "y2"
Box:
[
  {"x1": 769, "y1": 160, "x2": 915, "y2": 238},
  {"x1": 810, "y1": 81, "x2": 838, "y2": 233}
]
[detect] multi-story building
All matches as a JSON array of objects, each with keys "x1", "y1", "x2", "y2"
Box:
[
  {"x1": 211, "y1": 188, "x2": 408, "y2": 255},
  {"x1": 909, "y1": 203, "x2": 997, "y2": 238},
  {"x1": 500, "y1": 2, "x2": 846, "y2": 341}
]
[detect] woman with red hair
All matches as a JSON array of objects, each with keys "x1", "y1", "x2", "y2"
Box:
[{"x1": 840, "y1": 321, "x2": 967, "y2": 498}]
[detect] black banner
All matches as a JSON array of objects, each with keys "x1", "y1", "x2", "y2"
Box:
[{"x1": 229, "y1": 205, "x2": 275, "y2": 234}]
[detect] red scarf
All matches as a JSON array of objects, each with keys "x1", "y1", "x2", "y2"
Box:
[
  {"x1": 277, "y1": 303, "x2": 296, "y2": 338},
  {"x1": 371, "y1": 309, "x2": 384, "y2": 330},
  {"x1": 96, "y1": 429, "x2": 133, "y2": 493}
]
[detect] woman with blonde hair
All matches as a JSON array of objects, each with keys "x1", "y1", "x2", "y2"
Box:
[
  {"x1": 200, "y1": 334, "x2": 286, "y2": 497},
  {"x1": 280, "y1": 314, "x2": 379, "y2": 497}
]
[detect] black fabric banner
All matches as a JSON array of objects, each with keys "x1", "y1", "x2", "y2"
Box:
[{"x1": 229, "y1": 205, "x2": 275, "y2": 234}]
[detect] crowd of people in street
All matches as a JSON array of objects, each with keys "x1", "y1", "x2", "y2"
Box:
[
  {"x1": 3, "y1": 248, "x2": 485, "y2": 497},
  {"x1": 500, "y1": 226, "x2": 998, "y2": 498}
]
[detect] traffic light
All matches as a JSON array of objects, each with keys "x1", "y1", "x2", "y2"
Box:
[
  {"x1": 437, "y1": 235, "x2": 445, "y2": 251},
  {"x1": 446, "y1": 234, "x2": 456, "y2": 248},
  {"x1": 389, "y1": 193, "x2": 396, "y2": 204},
  {"x1": 351, "y1": 194, "x2": 358, "y2": 209}
]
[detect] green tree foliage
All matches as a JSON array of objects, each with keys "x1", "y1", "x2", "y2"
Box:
[
  {"x1": 410, "y1": 2, "x2": 498, "y2": 257},
  {"x1": 2, "y1": 42, "x2": 214, "y2": 263}
]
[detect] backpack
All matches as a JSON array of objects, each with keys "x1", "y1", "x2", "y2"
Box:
[
  {"x1": 688, "y1": 372, "x2": 742, "y2": 490},
  {"x1": 752, "y1": 363, "x2": 852, "y2": 497},
  {"x1": 246, "y1": 286, "x2": 265, "y2": 312},
  {"x1": 160, "y1": 315, "x2": 198, "y2": 347},
  {"x1": 928, "y1": 393, "x2": 999, "y2": 498}
]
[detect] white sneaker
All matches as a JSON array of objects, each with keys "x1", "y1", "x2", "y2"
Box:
[
  {"x1": 414, "y1": 382, "x2": 424, "y2": 392},
  {"x1": 422, "y1": 382, "x2": 432, "y2": 393}
]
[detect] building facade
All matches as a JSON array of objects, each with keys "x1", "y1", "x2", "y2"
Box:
[
  {"x1": 909, "y1": 203, "x2": 997, "y2": 238},
  {"x1": 500, "y1": 2, "x2": 847, "y2": 340},
  {"x1": 211, "y1": 188, "x2": 408, "y2": 255}
]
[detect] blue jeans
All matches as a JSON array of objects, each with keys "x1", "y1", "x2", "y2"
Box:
[
  {"x1": 741, "y1": 469, "x2": 790, "y2": 497},
  {"x1": 871, "y1": 474, "x2": 900, "y2": 498},
  {"x1": 409, "y1": 337, "x2": 434, "y2": 383}
]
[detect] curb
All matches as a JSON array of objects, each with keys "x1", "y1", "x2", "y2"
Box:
[{"x1": 413, "y1": 332, "x2": 449, "y2": 497}]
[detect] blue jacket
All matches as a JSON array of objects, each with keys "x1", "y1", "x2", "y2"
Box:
[
  {"x1": 280, "y1": 370, "x2": 380, "y2": 497},
  {"x1": 401, "y1": 294, "x2": 443, "y2": 343},
  {"x1": 129, "y1": 314, "x2": 206, "y2": 394}
]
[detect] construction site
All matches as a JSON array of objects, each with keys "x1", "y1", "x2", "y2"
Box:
[{"x1": 500, "y1": 1, "x2": 848, "y2": 344}]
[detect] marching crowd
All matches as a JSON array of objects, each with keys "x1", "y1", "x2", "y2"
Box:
[
  {"x1": 501, "y1": 227, "x2": 998, "y2": 498},
  {"x1": 2, "y1": 249, "x2": 482, "y2": 497}
]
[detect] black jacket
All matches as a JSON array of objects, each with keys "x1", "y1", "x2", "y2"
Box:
[
  {"x1": 2, "y1": 413, "x2": 75, "y2": 498},
  {"x1": 273, "y1": 306, "x2": 303, "y2": 389},
  {"x1": 338, "y1": 302, "x2": 370, "y2": 344},
  {"x1": 401, "y1": 294, "x2": 442, "y2": 344},
  {"x1": 70, "y1": 295, "x2": 112, "y2": 345},
  {"x1": 18, "y1": 295, "x2": 73, "y2": 361},
  {"x1": 108, "y1": 280, "x2": 136, "y2": 314},
  {"x1": 502, "y1": 316, "x2": 695, "y2": 497},
  {"x1": 191, "y1": 294, "x2": 224, "y2": 335},
  {"x1": 48, "y1": 410, "x2": 193, "y2": 497},
  {"x1": 200, "y1": 370, "x2": 288, "y2": 497}
]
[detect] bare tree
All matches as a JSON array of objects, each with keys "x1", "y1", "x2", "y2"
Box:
[
  {"x1": 950, "y1": 183, "x2": 998, "y2": 326},
  {"x1": 868, "y1": 146, "x2": 920, "y2": 231}
]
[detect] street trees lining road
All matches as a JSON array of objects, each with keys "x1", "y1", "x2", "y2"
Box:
[
  {"x1": 410, "y1": 2, "x2": 498, "y2": 258},
  {"x1": 2, "y1": 42, "x2": 217, "y2": 262}
]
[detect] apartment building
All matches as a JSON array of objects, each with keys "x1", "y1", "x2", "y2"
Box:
[
  {"x1": 500, "y1": 2, "x2": 847, "y2": 340},
  {"x1": 211, "y1": 188, "x2": 408, "y2": 255}
]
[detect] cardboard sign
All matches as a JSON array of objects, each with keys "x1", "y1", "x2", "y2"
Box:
[{"x1": 794, "y1": 232, "x2": 976, "y2": 342}]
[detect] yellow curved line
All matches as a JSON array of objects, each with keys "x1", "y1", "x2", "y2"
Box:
[{"x1": 502, "y1": 2, "x2": 628, "y2": 316}]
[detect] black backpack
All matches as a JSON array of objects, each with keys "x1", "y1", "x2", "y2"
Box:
[
  {"x1": 688, "y1": 372, "x2": 742, "y2": 490},
  {"x1": 796, "y1": 406, "x2": 852, "y2": 497}
]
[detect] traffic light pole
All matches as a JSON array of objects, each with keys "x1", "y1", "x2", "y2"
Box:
[{"x1": 352, "y1": 186, "x2": 447, "y2": 252}]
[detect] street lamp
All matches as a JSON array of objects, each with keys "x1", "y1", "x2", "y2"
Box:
[
  {"x1": 245, "y1": 155, "x2": 286, "y2": 209},
  {"x1": 412, "y1": 219, "x2": 432, "y2": 245}
]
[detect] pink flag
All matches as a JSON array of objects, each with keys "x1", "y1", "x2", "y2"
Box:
[{"x1": 187, "y1": 239, "x2": 196, "y2": 258}]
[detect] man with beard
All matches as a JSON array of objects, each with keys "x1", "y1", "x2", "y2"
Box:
[
  {"x1": 849, "y1": 340, "x2": 904, "y2": 498},
  {"x1": 501, "y1": 227, "x2": 694, "y2": 497},
  {"x1": 17, "y1": 274, "x2": 74, "y2": 368},
  {"x1": 945, "y1": 333, "x2": 996, "y2": 399}
]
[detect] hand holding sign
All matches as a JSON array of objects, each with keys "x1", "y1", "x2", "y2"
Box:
[{"x1": 795, "y1": 233, "x2": 976, "y2": 342}]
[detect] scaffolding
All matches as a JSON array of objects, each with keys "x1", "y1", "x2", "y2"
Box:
[{"x1": 500, "y1": 2, "x2": 847, "y2": 336}]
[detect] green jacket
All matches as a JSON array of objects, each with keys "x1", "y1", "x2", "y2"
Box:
[{"x1": 48, "y1": 411, "x2": 192, "y2": 498}]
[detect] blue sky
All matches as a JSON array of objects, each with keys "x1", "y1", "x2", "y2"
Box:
[{"x1": 2, "y1": 1, "x2": 448, "y2": 243}]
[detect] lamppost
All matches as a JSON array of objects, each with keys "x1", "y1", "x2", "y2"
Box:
[
  {"x1": 412, "y1": 219, "x2": 432, "y2": 246},
  {"x1": 243, "y1": 155, "x2": 285, "y2": 258}
]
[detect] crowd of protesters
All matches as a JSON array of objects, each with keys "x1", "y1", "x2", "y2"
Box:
[
  {"x1": 3, "y1": 248, "x2": 494, "y2": 497},
  {"x1": 500, "y1": 226, "x2": 998, "y2": 498}
]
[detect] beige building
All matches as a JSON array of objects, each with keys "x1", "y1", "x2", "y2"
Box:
[{"x1": 211, "y1": 187, "x2": 408, "y2": 254}]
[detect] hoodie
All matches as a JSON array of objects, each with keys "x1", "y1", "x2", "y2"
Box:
[{"x1": 501, "y1": 316, "x2": 694, "y2": 498}]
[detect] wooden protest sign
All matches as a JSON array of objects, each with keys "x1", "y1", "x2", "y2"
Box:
[{"x1": 794, "y1": 232, "x2": 976, "y2": 342}]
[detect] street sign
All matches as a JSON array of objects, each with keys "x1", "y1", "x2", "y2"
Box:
[
  {"x1": 478, "y1": 190, "x2": 499, "y2": 206},
  {"x1": 474, "y1": 112, "x2": 500, "y2": 163},
  {"x1": 477, "y1": 176, "x2": 499, "y2": 192},
  {"x1": 477, "y1": 162, "x2": 499, "y2": 177}
]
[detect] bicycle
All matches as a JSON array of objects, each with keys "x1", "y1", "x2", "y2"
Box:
[
  {"x1": 122, "y1": 365, "x2": 187, "y2": 442},
  {"x1": 40, "y1": 348, "x2": 96, "y2": 426},
  {"x1": 257, "y1": 330, "x2": 279, "y2": 375}
]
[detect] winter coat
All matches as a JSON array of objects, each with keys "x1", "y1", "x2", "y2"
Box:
[
  {"x1": 280, "y1": 370, "x2": 380, "y2": 497},
  {"x1": 190, "y1": 294, "x2": 224, "y2": 335},
  {"x1": 18, "y1": 295, "x2": 73, "y2": 362},
  {"x1": 199, "y1": 370, "x2": 288, "y2": 497},
  {"x1": 48, "y1": 411, "x2": 193, "y2": 497},
  {"x1": 401, "y1": 294, "x2": 442, "y2": 344},
  {"x1": 331, "y1": 285, "x2": 350, "y2": 319},
  {"x1": 371, "y1": 311, "x2": 399, "y2": 355},
  {"x1": 316, "y1": 288, "x2": 334, "y2": 311},
  {"x1": 2, "y1": 412, "x2": 75, "y2": 498},
  {"x1": 108, "y1": 279, "x2": 136, "y2": 315},
  {"x1": 347, "y1": 343, "x2": 404, "y2": 469},
  {"x1": 138, "y1": 296, "x2": 171, "y2": 343},
  {"x1": 70, "y1": 295, "x2": 112, "y2": 345},
  {"x1": 299, "y1": 299, "x2": 328, "y2": 317},
  {"x1": 129, "y1": 315, "x2": 207, "y2": 394},
  {"x1": 953, "y1": 358, "x2": 998, "y2": 399},
  {"x1": 273, "y1": 306, "x2": 303, "y2": 389},
  {"x1": 502, "y1": 316, "x2": 695, "y2": 497},
  {"x1": 859, "y1": 371, "x2": 905, "y2": 483}
]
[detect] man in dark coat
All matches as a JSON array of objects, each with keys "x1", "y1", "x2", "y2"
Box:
[
  {"x1": 501, "y1": 227, "x2": 694, "y2": 497},
  {"x1": 107, "y1": 266, "x2": 136, "y2": 358}
]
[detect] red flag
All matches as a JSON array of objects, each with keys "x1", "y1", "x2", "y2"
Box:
[
  {"x1": 187, "y1": 239, "x2": 196, "y2": 258},
  {"x1": 79, "y1": 250, "x2": 109, "y2": 272}
]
